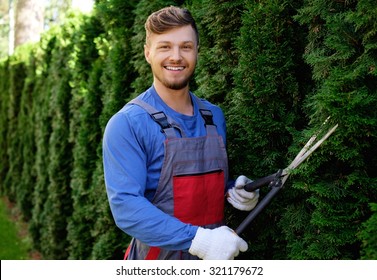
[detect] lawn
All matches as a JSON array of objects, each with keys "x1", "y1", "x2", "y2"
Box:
[{"x1": 0, "y1": 197, "x2": 31, "y2": 259}]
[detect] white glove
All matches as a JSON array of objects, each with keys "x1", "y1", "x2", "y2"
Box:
[
  {"x1": 227, "y1": 175, "x2": 259, "y2": 211},
  {"x1": 189, "y1": 226, "x2": 248, "y2": 260}
]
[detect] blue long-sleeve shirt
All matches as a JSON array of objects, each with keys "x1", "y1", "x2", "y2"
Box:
[{"x1": 103, "y1": 86, "x2": 228, "y2": 251}]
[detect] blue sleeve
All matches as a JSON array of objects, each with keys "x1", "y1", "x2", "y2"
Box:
[{"x1": 103, "y1": 110, "x2": 198, "y2": 251}]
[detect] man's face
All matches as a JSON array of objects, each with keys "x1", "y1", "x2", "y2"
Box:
[{"x1": 144, "y1": 25, "x2": 198, "y2": 91}]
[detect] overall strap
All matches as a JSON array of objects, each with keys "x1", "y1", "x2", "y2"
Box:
[
  {"x1": 194, "y1": 96, "x2": 218, "y2": 136},
  {"x1": 128, "y1": 98, "x2": 186, "y2": 139}
]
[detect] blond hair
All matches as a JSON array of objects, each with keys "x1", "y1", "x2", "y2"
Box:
[{"x1": 145, "y1": 6, "x2": 199, "y2": 45}]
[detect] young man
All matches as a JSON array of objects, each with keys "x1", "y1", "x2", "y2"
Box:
[{"x1": 103, "y1": 6, "x2": 259, "y2": 260}]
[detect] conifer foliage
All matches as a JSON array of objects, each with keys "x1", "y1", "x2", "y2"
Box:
[
  {"x1": 187, "y1": 0, "x2": 244, "y2": 107},
  {"x1": 289, "y1": 0, "x2": 377, "y2": 259},
  {"x1": 225, "y1": 0, "x2": 309, "y2": 259},
  {"x1": 66, "y1": 14, "x2": 105, "y2": 260},
  {"x1": 0, "y1": 0, "x2": 376, "y2": 259}
]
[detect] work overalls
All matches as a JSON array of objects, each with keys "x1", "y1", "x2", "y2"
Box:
[{"x1": 124, "y1": 96, "x2": 228, "y2": 260}]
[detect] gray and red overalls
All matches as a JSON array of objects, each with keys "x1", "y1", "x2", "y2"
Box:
[{"x1": 124, "y1": 96, "x2": 228, "y2": 260}]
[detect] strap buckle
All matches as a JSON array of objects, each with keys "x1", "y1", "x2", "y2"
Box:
[
  {"x1": 151, "y1": 111, "x2": 171, "y2": 130},
  {"x1": 199, "y1": 109, "x2": 215, "y2": 126}
]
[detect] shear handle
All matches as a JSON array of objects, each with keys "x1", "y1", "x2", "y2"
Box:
[
  {"x1": 244, "y1": 170, "x2": 282, "y2": 192},
  {"x1": 236, "y1": 174, "x2": 283, "y2": 235}
]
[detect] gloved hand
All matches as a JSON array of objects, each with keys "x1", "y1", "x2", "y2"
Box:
[
  {"x1": 227, "y1": 175, "x2": 259, "y2": 211},
  {"x1": 188, "y1": 226, "x2": 248, "y2": 260}
]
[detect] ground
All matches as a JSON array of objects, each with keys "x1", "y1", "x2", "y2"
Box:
[{"x1": 0, "y1": 196, "x2": 42, "y2": 260}]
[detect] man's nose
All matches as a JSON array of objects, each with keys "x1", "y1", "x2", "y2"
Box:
[{"x1": 169, "y1": 46, "x2": 182, "y2": 61}]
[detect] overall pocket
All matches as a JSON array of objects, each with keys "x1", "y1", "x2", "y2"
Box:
[{"x1": 173, "y1": 170, "x2": 224, "y2": 226}]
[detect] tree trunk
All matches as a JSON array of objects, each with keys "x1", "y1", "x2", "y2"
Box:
[
  {"x1": 14, "y1": 0, "x2": 44, "y2": 48},
  {"x1": 8, "y1": 0, "x2": 14, "y2": 55}
]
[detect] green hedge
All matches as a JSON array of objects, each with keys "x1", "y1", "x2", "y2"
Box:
[{"x1": 0, "y1": 0, "x2": 376, "y2": 259}]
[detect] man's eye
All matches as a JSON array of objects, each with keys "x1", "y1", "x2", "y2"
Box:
[{"x1": 158, "y1": 45, "x2": 169, "y2": 49}]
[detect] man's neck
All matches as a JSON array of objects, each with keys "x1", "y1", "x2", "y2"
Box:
[{"x1": 154, "y1": 82, "x2": 193, "y2": 116}]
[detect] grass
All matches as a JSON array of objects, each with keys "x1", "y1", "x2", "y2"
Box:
[{"x1": 0, "y1": 197, "x2": 32, "y2": 259}]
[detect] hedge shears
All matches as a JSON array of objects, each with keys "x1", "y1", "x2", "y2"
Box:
[{"x1": 235, "y1": 118, "x2": 338, "y2": 234}]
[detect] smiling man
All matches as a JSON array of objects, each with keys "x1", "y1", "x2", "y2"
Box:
[{"x1": 103, "y1": 6, "x2": 259, "y2": 260}]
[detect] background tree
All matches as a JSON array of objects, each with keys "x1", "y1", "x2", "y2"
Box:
[
  {"x1": 0, "y1": 0, "x2": 10, "y2": 57},
  {"x1": 14, "y1": 0, "x2": 44, "y2": 47},
  {"x1": 86, "y1": 0, "x2": 139, "y2": 260},
  {"x1": 187, "y1": 0, "x2": 244, "y2": 108},
  {"x1": 2, "y1": 49, "x2": 27, "y2": 202},
  {"x1": 16, "y1": 45, "x2": 39, "y2": 221},
  {"x1": 29, "y1": 30, "x2": 57, "y2": 253},
  {"x1": 225, "y1": 0, "x2": 309, "y2": 259},
  {"x1": 65, "y1": 14, "x2": 105, "y2": 259},
  {"x1": 38, "y1": 17, "x2": 76, "y2": 259},
  {"x1": 286, "y1": 0, "x2": 377, "y2": 259},
  {"x1": 0, "y1": 59, "x2": 10, "y2": 194}
]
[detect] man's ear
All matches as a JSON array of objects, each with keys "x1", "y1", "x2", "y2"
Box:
[{"x1": 144, "y1": 44, "x2": 151, "y2": 64}]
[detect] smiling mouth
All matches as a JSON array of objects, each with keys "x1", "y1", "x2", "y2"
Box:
[{"x1": 164, "y1": 66, "x2": 185, "y2": 71}]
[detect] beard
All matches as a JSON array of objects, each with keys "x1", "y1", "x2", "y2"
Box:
[
  {"x1": 157, "y1": 75, "x2": 191, "y2": 90},
  {"x1": 153, "y1": 64, "x2": 196, "y2": 90}
]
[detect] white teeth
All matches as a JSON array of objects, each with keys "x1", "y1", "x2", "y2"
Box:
[{"x1": 165, "y1": 66, "x2": 184, "y2": 71}]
